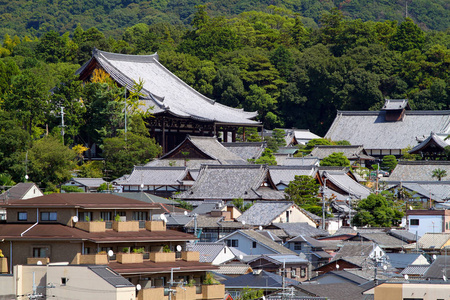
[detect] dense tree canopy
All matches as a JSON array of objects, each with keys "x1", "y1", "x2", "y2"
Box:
[{"x1": 352, "y1": 193, "x2": 404, "y2": 227}]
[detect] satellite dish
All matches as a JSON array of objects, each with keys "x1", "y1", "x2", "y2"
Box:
[
  {"x1": 239, "y1": 255, "x2": 244, "y2": 260},
  {"x1": 404, "y1": 274, "x2": 409, "y2": 280},
  {"x1": 37, "y1": 261, "x2": 43, "y2": 266},
  {"x1": 353, "y1": 226, "x2": 357, "y2": 231},
  {"x1": 259, "y1": 226, "x2": 263, "y2": 231},
  {"x1": 241, "y1": 221, "x2": 246, "y2": 225},
  {"x1": 184, "y1": 211, "x2": 188, "y2": 216},
  {"x1": 176, "y1": 245, "x2": 182, "y2": 252},
  {"x1": 25, "y1": 175, "x2": 29, "y2": 180},
  {"x1": 433, "y1": 254, "x2": 437, "y2": 260},
  {"x1": 140, "y1": 183, "x2": 144, "y2": 189},
  {"x1": 108, "y1": 250, "x2": 114, "y2": 257},
  {"x1": 444, "y1": 275, "x2": 447, "y2": 281},
  {"x1": 72, "y1": 216, "x2": 78, "y2": 223},
  {"x1": 383, "y1": 265, "x2": 387, "y2": 271},
  {"x1": 409, "y1": 206, "x2": 413, "y2": 210},
  {"x1": 161, "y1": 214, "x2": 168, "y2": 223},
  {"x1": 136, "y1": 284, "x2": 142, "y2": 291},
  {"x1": 336, "y1": 264, "x2": 340, "y2": 269}
]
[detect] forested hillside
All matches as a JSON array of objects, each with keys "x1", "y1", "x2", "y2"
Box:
[
  {"x1": 0, "y1": 5, "x2": 449, "y2": 191},
  {"x1": 0, "y1": 0, "x2": 449, "y2": 38}
]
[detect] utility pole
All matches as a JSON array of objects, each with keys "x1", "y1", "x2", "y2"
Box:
[
  {"x1": 322, "y1": 178, "x2": 327, "y2": 230},
  {"x1": 124, "y1": 88, "x2": 128, "y2": 142},
  {"x1": 60, "y1": 106, "x2": 65, "y2": 145}
]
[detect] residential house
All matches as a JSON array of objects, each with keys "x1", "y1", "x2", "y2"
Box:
[
  {"x1": 404, "y1": 233, "x2": 450, "y2": 255},
  {"x1": 319, "y1": 170, "x2": 372, "y2": 201},
  {"x1": 184, "y1": 214, "x2": 248, "y2": 242},
  {"x1": 247, "y1": 254, "x2": 310, "y2": 281},
  {"x1": 294, "y1": 282, "x2": 367, "y2": 300},
  {"x1": 309, "y1": 270, "x2": 368, "y2": 285},
  {"x1": 284, "y1": 129, "x2": 322, "y2": 146},
  {"x1": 285, "y1": 235, "x2": 332, "y2": 268},
  {"x1": 216, "y1": 264, "x2": 253, "y2": 278},
  {"x1": 61, "y1": 178, "x2": 106, "y2": 193},
  {"x1": 270, "y1": 222, "x2": 329, "y2": 240},
  {"x1": 0, "y1": 193, "x2": 226, "y2": 300},
  {"x1": 400, "y1": 264, "x2": 431, "y2": 278},
  {"x1": 77, "y1": 49, "x2": 259, "y2": 154},
  {"x1": 217, "y1": 230, "x2": 297, "y2": 256},
  {"x1": 325, "y1": 99, "x2": 450, "y2": 157},
  {"x1": 177, "y1": 165, "x2": 285, "y2": 205},
  {"x1": 387, "y1": 181, "x2": 450, "y2": 209},
  {"x1": 186, "y1": 242, "x2": 235, "y2": 265},
  {"x1": 237, "y1": 201, "x2": 317, "y2": 228},
  {"x1": 345, "y1": 232, "x2": 411, "y2": 253},
  {"x1": 113, "y1": 166, "x2": 195, "y2": 197},
  {"x1": 0, "y1": 182, "x2": 43, "y2": 220},
  {"x1": 370, "y1": 281, "x2": 450, "y2": 300},
  {"x1": 385, "y1": 253, "x2": 429, "y2": 273},
  {"x1": 268, "y1": 165, "x2": 317, "y2": 191},
  {"x1": 422, "y1": 255, "x2": 450, "y2": 280},
  {"x1": 406, "y1": 209, "x2": 450, "y2": 236}
]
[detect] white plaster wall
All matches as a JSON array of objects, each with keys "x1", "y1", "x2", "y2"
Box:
[
  {"x1": 271, "y1": 205, "x2": 316, "y2": 227},
  {"x1": 225, "y1": 234, "x2": 278, "y2": 256},
  {"x1": 211, "y1": 246, "x2": 236, "y2": 265}
]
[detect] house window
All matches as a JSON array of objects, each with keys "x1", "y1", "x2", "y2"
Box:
[
  {"x1": 18, "y1": 212, "x2": 28, "y2": 221},
  {"x1": 133, "y1": 211, "x2": 148, "y2": 221},
  {"x1": 294, "y1": 242, "x2": 302, "y2": 250},
  {"x1": 252, "y1": 241, "x2": 257, "y2": 248},
  {"x1": 291, "y1": 269, "x2": 296, "y2": 277},
  {"x1": 41, "y1": 212, "x2": 57, "y2": 221},
  {"x1": 61, "y1": 277, "x2": 68, "y2": 285},
  {"x1": 286, "y1": 211, "x2": 290, "y2": 223},
  {"x1": 226, "y1": 239, "x2": 238, "y2": 247},
  {"x1": 33, "y1": 247, "x2": 47, "y2": 258},
  {"x1": 78, "y1": 212, "x2": 92, "y2": 222},
  {"x1": 410, "y1": 219, "x2": 419, "y2": 226},
  {"x1": 300, "y1": 268, "x2": 306, "y2": 278},
  {"x1": 100, "y1": 212, "x2": 112, "y2": 221}
]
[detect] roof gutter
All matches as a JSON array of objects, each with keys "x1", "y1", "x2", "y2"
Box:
[{"x1": 21, "y1": 208, "x2": 39, "y2": 237}]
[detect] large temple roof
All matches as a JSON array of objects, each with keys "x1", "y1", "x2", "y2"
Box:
[{"x1": 76, "y1": 49, "x2": 259, "y2": 125}]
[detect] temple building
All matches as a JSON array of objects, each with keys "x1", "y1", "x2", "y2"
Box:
[
  {"x1": 76, "y1": 49, "x2": 261, "y2": 153},
  {"x1": 325, "y1": 99, "x2": 450, "y2": 157}
]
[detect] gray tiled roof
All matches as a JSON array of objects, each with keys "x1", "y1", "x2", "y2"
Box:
[
  {"x1": 70, "y1": 178, "x2": 106, "y2": 188},
  {"x1": 113, "y1": 166, "x2": 192, "y2": 186},
  {"x1": 332, "y1": 242, "x2": 378, "y2": 261},
  {"x1": 237, "y1": 201, "x2": 301, "y2": 226},
  {"x1": 191, "y1": 200, "x2": 223, "y2": 215},
  {"x1": 312, "y1": 270, "x2": 368, "y2": 285},
  {"x1": 269, "y1": 165, "x2": 317, "y2": 185},
  {"x1": 186, "y1": 242, "x2": 226, "y2": 263},
  {"x1": 0, "y1": 183, "x2": 42, "y2": 200},
  {"x1": 223, "y1": 270, "x2": 299, "y2": 289},
  {"x1": 145, "y1": 158, "x2": 220, "y2": 169},
  {"x1": 423, "y1": 256, "x2": 450, "y2": 279},
  {"x1": 78, "y1": 49, "x2": 259, "y2": 125},
  {"x1": 323, "y1": 171, "x2": 371, "y2": 199},
  {"x1": 275, "y1": 156, "x2": 320, "y2": 166},
  {"x1": 185, "y1": 215, "x2": 247, "y2": 229},
  {"x1": 88, "y1": 265, "x2": 134, "y2": 288},
  {"x1": 409, "y1": 132, "x2": 450, "y2": 153},
  {"x1": 401, "y1": 264, "x2": 430, "y2": 276},
  {"x1": 382, "y1": 99, "x2": 410, "y2": 110},
  {"x1": 219, "y1": 230, "x2": 297, "y2": 255},
  {"x1": 325, "y1": 110, "x2": 450, "y2": 150},
  {"x1": 416, "y1": 233, "x2": 450, "y2": 249},
  {"x1": 388, "y1": 229, "x2": 417, "y2": 243},
  {"x1": 251, "y1": 254, "x2": 309, "y2": 265},
  {"x1": 289, "y1": 129, "x2": 322, "y2": 145},
  {"x1": 287, "y1": 235, "x2": 328, "y2": 248},
  {"x1": 177, "y1": 165, "x2": 282, "y2": 200},
  {"x1": 216, "y1": 264, "x2": 252, "y2": 275},
  {"x1": 222, "y1": 142, "x2": 266, "y2": 161},
  {"x1": 297, "y1": 282, "x2": 366, "y2": 300},
  {"x1": 388, "y1": 161, "x2": 450, "y2": 182},
  {"x1": 274, "y1": 222, "x2": 329, "y2": 238},
  {"x1": 111, "y1": 192, "x2": 178, "y2": 205},
  {"x1": 351, "y1": 233, "x2": 407, "y2": 249},
  {"x1": 309, "y1": 145, "x2": 374, "y2": 160}
]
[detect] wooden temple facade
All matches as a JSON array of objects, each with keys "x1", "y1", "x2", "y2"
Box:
[{"x1": 76, "y1": 49, "x2": 261, "y2": 153}]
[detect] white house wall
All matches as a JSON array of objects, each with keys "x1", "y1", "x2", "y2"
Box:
[
  {"x1": 271, "y1": 206, "x2": 316, "y2": 227},
  {"x1": 408, "y1": 215, "x2": 443, "y2": 237}
]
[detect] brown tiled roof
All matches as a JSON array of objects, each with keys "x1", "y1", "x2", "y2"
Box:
[
  {"x1": 108, "y1": 259, "x2": 217, "y2": 275},
  {"x1": 2, "y1": 193, "x2": 160, "y2": 209},
  {"x1": 0, "y1": 224, "x2": 195, "y2": 242}
]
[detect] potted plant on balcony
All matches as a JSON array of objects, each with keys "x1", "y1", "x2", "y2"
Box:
[
  {"x1": 202, "y1": 273, "x2": 224, "y2": 298},
  {"x1": 150, "y1": 245, "x2": 175, "y2": 262}
]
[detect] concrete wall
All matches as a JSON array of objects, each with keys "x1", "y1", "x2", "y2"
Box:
[
  {"x1": 224, "y1": 234, "x2": 278, "y2": 256},
  {"x1": 0, "y1": 274, "x2": 14, "y2": 299},
  {"x1": 47, "y1": 265, "x2": 135, "y2": 300}
]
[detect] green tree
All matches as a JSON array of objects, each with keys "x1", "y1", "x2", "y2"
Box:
[
  {"x1": 101, "y1": 132, "x2": 161, "y2": 179},
  {"x1": 77, "y1": 161, "x2": 104, "y2": 178},
  {"x1": 254, "y1": 148, "x2": 277, "y2": 165},
  {"x1": 320, "y1": 152, "x2": 350, "y2": 167},
  {"x1": 238, "y1": 287, "x2": 264, "y2": 300},
  {"x1": 431, "y1": 168, "x2": 447, "y2": 181},
  {"x1": 389, "y1": 18, "x2": 425, "y2": 52},
  {"x1": 28, "y1": 135, "x2": 77, "y2": 188},
  {"x1": 285, "y1": 175, "x2": 320, "y2": 206},
  {"x1": 232, "y1": 198, "x2": 253, "y2": 212},
  {"x1": 61, "y1": 185, "x2": 84, "y2": 193},
  {"x1": 352, "y1": 194, "x2": 403, "y2": 227},
  {"x1": 381, "y1": 155, "x2": 398, "y2": 172}
]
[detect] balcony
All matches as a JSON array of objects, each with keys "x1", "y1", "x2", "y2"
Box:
[
  {"x1": 75, "y1": 221, "x2": 106, "y2": 233},
  {"x1": 145, "y1": 220, "x2": 166, "y2": 231},
  {"x1": 137, "y1": 285, "x2": 225, "y2": 300},
  {"x1": 78, "y1": 253, "x2": 108, "y2": 265},
  {"x1": 149, "y1": 252, "x2": 176, "y2": 263},
  {"x1": 116, "y1": 253, "x2": 143, "y2": 264},
  {"x1": 181, "y1": 251, "x2": 200, "y2": 262},
  {"x1": 112, "y1": 221, "x2": 139, "y2": 232},
  {"x1": 27, "y1": 257, "x2": 50, "y2": 265}
]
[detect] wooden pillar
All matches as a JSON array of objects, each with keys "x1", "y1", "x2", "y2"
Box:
[
  {"x1": 243, "y1": 127, "x2": 246, "y2": 142},
  {"x1": 232, "y1": 131, "x2": 236, "y2": 143},
  {"x1": 162, "y1": 118, "x2": 166, "y2": 154},
  {"x1": 223, "y1": 130, "x2": 228, "y2": 142}
]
